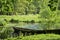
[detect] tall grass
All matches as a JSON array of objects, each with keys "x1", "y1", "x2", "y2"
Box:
[{"x1": 4, "y1": 34, "x2": 60, "y2": 40}]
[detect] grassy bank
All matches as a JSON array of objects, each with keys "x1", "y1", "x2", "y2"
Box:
[
  {"x1": 4, "y1": 34, "x2": 60, "y2": 40},
  {"x1": 0, "y1": 14, "x2": 40, "y2": 23},
  {"x1": 0, "y1": 15, "x2": 60, "y2": 40}
]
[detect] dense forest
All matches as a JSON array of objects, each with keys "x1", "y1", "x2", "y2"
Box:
[{"x1": 0, "y1": 0, "x2": 60, "y2": 40}]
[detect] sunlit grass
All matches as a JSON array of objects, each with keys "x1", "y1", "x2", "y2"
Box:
[
  {"x1": 0, "y1": 14, "x2": 40, "y2": 22},
  {"x1": 4, "y1": 34, "x2": 60, "y2": 40}
]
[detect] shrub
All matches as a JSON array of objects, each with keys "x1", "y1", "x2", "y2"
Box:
[
  {"x1": 0, "y1": 0, "x2": 14, "y2": 15},
  {"x1": 0, "y1": 27, "x2": 14, "y2": 39},
  {"x1": 10, "y1": 19, "x2": 19, "y2": 23},
  {"x1": 0, "y1": 19, "x2": 7, "y2": 26},
  {"x1": 30, "y1": 20, "x2": 35, "y2": 23}
]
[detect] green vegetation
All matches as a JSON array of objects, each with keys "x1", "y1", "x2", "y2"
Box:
[
  {"x1": 0, "y1": 15, "x2": 40, "y2": 22},
  {"x1": 0, "y1": 0, "x2": 14, "y2": 15},
  {"x1": 0, "y1": 0, "x2": 60, "y2": 15},
  {"x1": 4, "y1": 34, "x2": 60, "y2": 40},
  {"x1": 0, "y1": 0, "x2": 60, "y2": 40},
  {"x1": 0, "y1": 27, "x2": 14, "y2": 39},
  {"x1": 0, "y1": 19, "x2": 7, "y2": 26}
]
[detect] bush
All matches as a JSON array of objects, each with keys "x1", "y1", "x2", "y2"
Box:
[
  {"x1": 0, "y1": 19, "x2": 7, "y2": 26},
  {"x1": 0, "y1": 0, "x2": 14, "y2": 15},
  {"x1": 30, "y1": 20, "x2": 35, "y2": 23},
  {"x1": 0, "y1": 27, "x2": 14, "y2": 39},
  {"x1": 10, "y1": 19, "x2": 19, "y2": 23}
]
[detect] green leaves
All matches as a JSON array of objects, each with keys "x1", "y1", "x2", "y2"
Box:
[
  {"x1": 0, "y1": 0, "x2": 59, "y2": 15},
  {"x1": 14, "y1": 0, "x2": 42, "y2": 15},
  {"x1": 0, "y1": 19, "x2": 7, "y2": 26},
  {"x1": 48, "y1": 0, "x2": 58, "y2": 11},
  {"x1": 0, "y1": 0, "x2": 14, "y2": 15}
]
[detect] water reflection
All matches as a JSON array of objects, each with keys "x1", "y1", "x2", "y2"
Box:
[
  {"x1": 11, "y1": 22, "x2": 60, "y2": 30},
  {"x1": 1, "y1": 22, "x2": 60, "y2": 31}
]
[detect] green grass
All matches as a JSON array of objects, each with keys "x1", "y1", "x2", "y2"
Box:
[
  {"x1": 0, "y1": 14, "x2": 60, "y2": 23},
  {"x1": 0, "y1": 15, "x2": 60, "y2": 30},
  {"x1": 5, "y1": 34, "x2": 60, "y2": 40},
  {"x1": 0, "y1": 14, "x2": 40, "y2": 22},
  {"x1": 0, "y1": 15, "x2": 40, "y2": 27}
]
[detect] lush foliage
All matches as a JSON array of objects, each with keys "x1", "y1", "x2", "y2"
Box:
[
  {"x1": 0, "y1": 0, "x2": 60, "y2": 39},
  {"x1": 0, "y1": 0, "x2": 14, "y2": 15},
  {"x1": 0, "y1": 27, "x2": 14, "y2": 39},
  {"x1": 4, "y1": 34, "x2": 60, "y2": 40},
  {"x1": 0, "y1": 0, "x2": 60, "y2": 15}
]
